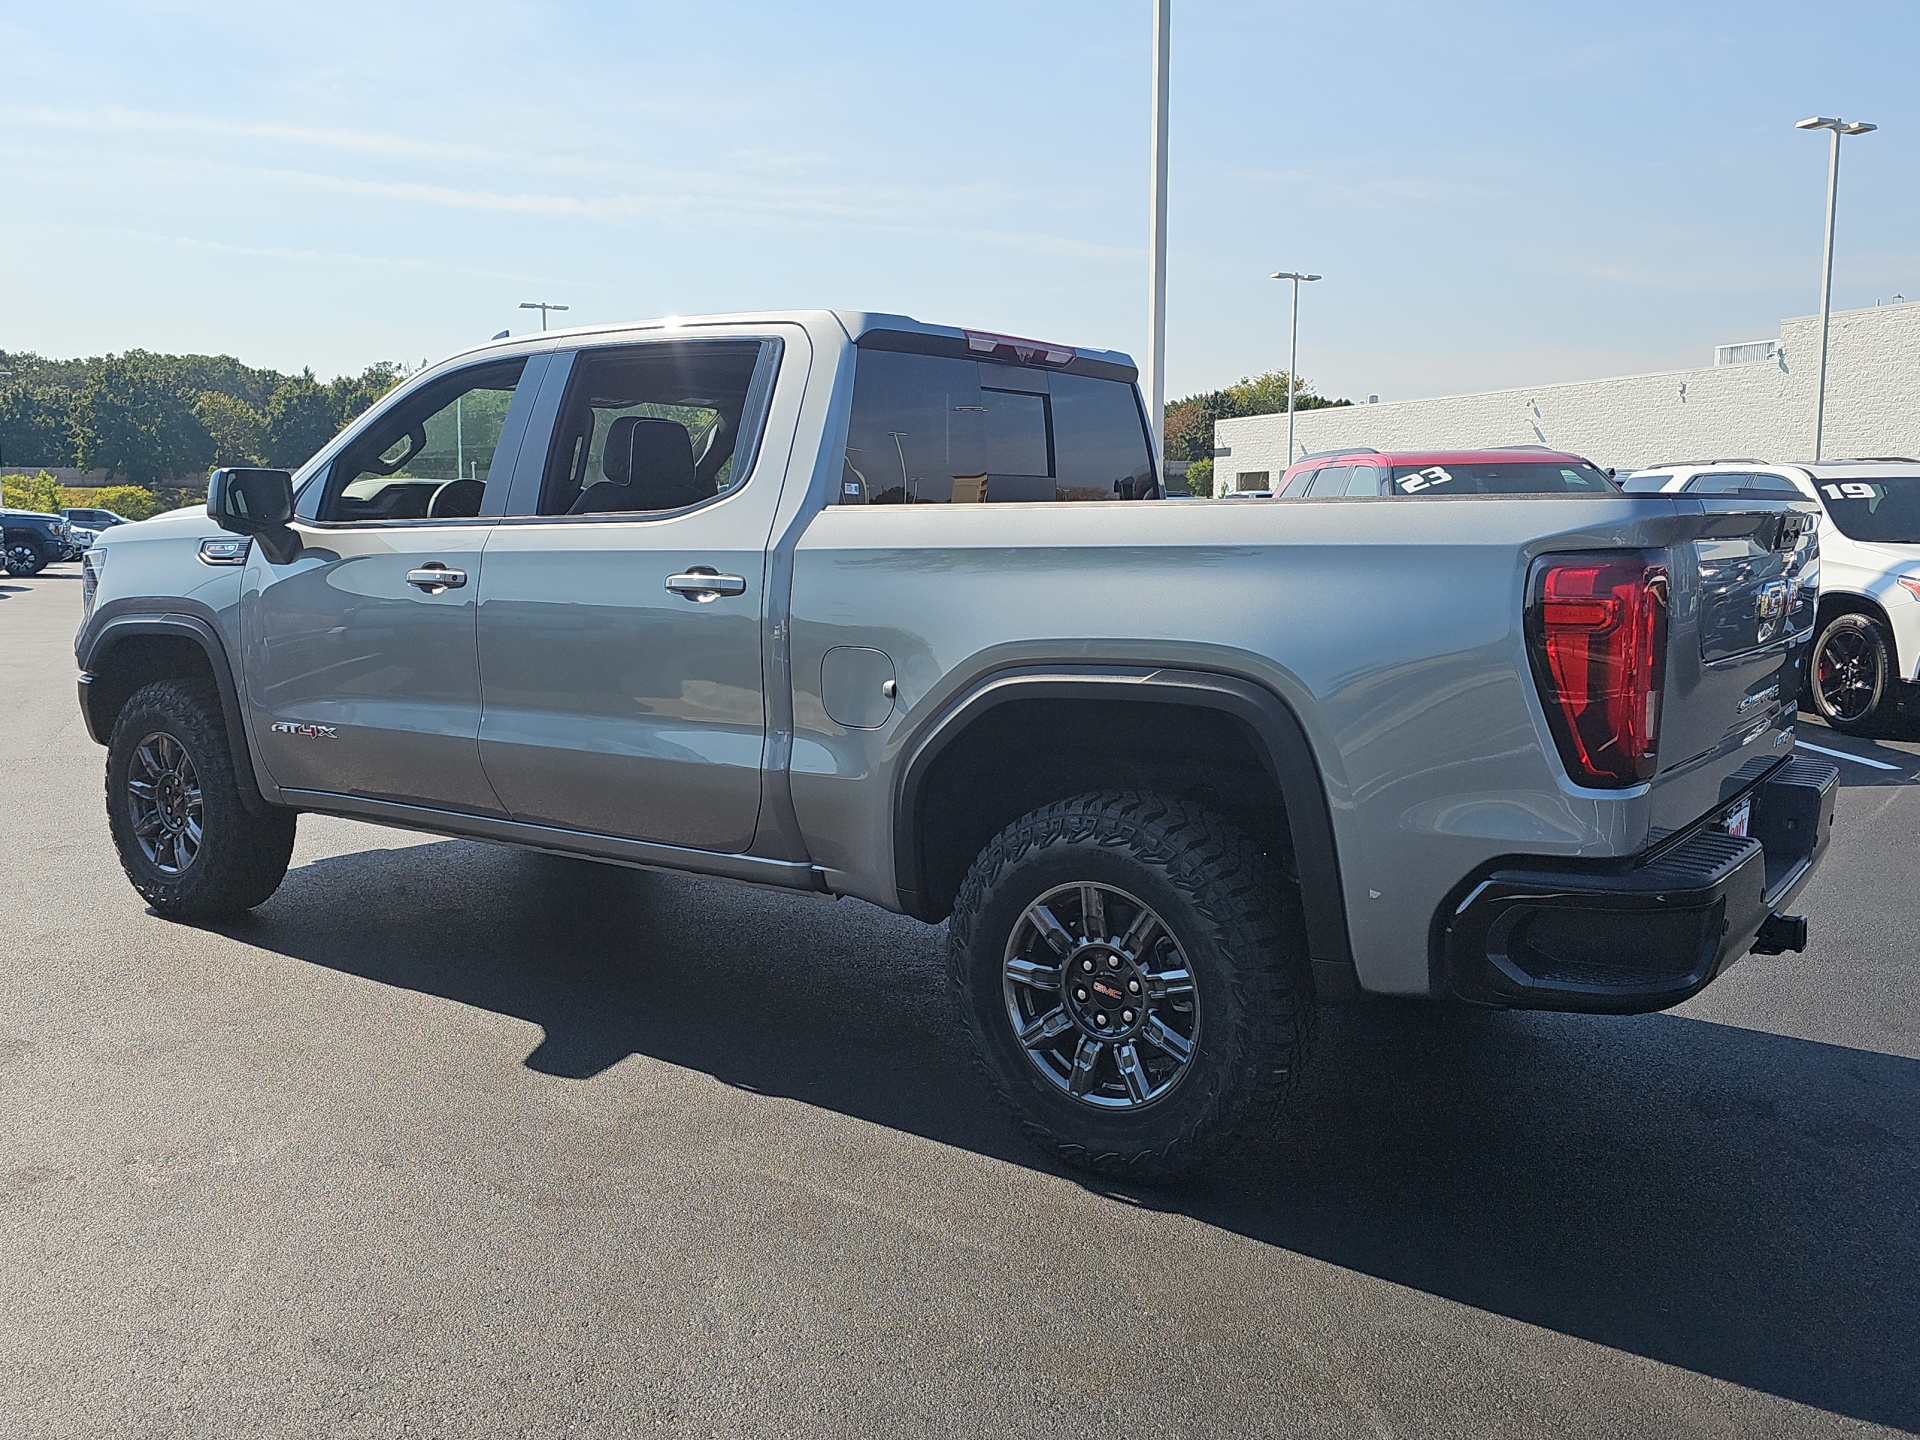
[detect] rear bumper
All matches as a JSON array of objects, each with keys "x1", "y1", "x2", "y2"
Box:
[{"x1": 1442, "y1": 755, "x2": 1839, "y2": 1014}]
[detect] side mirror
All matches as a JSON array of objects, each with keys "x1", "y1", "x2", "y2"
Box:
[
  {"x1": 207, "y1": 468, "x2": 299, "y2": 563},
  {"x1": 207, "y1": 467, "x2": 294, "y2": 533}
]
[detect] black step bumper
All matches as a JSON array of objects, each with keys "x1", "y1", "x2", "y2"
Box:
[{"x1": 1442, "y1": 756, "x2": 1839, "y2": 1014}]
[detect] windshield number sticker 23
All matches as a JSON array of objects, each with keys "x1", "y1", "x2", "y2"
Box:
[{"x1": 1398, "y1": 466, "x2": 1454, "y2": 493}]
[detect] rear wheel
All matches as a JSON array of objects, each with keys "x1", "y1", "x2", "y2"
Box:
[
  {"x1": 106, "y1": 680, "x2": 297, "y2": 919},
  {"x1": 949, "y1": 792, "x2": 1314, "y2": 1181},
  {"x1": 1809, "y1": 612, "x2": 1891, "y2": 733}
]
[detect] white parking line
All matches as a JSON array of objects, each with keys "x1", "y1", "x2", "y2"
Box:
[{"x1": 1797, "y1": 739, "x2": 1904, "y2": 772}]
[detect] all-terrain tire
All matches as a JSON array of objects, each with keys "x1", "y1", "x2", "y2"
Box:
[
  {"x1": 949, "y1": 791, "x2": 1315, "y2": 1181},
  {"x1": 106, "y1": 679, "x2": 296, "y2": 919}
]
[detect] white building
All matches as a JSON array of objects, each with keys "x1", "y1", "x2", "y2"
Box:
[{"x1": 1211, "y1": 300, "x2": 1920, "y2": 493}]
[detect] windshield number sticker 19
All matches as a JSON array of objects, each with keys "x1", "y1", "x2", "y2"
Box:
[
  {"x1": 1820, "y1": 482, "x2": 1878, "y2": 500},
  {"x1": 1399, "y1": 466, "x2": 1454, "y2": 493}
]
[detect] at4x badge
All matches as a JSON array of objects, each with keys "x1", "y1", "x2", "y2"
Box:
[{"x1": 271, "y1": 721, "x2": 338, "y2": 739}]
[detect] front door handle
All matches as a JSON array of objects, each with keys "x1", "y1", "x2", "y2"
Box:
[
  {"x1": 407, "y1": 564, "x2": 467, "y2": 592},
  {"x1": 665, "y1": 569, "x2": 747, "y2": 602}
]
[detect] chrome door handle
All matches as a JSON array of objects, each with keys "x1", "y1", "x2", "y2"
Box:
[
  {"x1": 406, "y1": 565, "x2": 467, "y2": 592},
  {"x1": 665, "y1": 569, "x2": 747, "y2": 601}
]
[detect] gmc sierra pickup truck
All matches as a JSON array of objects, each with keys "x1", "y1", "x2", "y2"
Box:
[{"x1": 75, "y1": 310, "x2": 1836, "y2": 1177}]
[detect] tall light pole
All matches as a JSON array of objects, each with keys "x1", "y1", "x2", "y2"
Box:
[
  {"x1": 1795, "y1": 116, "x2": 1876, "y2": 461},
  {"x1": 519, "y1": 301, "x2": 570, "y2": 331},
  {"x1": 1145, "y1": 0, "x2": 1171, "y2": 476},
  {"x1": 1270, "y1": 271, "x2": 1321, "y2": 466}
]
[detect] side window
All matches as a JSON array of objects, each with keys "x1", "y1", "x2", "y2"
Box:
[
  {"x1": 1685, "y1": 472, "x2": 1751, "y2": 495},
  {"x1": 528, "y1": 341, "x2": 773, "y2": 517},
  {"x1": 1619, "y1": 472, "x2": 1673, "y2": 493},
  {"x1": 1304, "y1": 465, "x2": 1351, "y2": 496},
  {"x1": 316, "y1": 358, "x2": 527, "y2": 523},
  {"x1": 838, "y1": 348, "x2": 1156, "y2": 504},
  {"x1": 1279, "y1": 468, "x2": 1317, "y2": 497},
  {"x1": 1744, "y1": 473, "x2": 1805, "y2": 497},
  {"x1": 1345, "y1": 463, "x2": 1381, "y2": 495},
  {"x1": 1051, "y1": 372, "x2": 1156, "y2": 500}
]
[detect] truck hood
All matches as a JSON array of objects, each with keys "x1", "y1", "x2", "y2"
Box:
[{"x1": 94, "y1": 505, "x2": 222, "y2": 546}]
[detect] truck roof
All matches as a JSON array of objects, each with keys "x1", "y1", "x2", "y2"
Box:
[{"x1": 444, "y1": 310, "x2": 1139, "y2": 379}]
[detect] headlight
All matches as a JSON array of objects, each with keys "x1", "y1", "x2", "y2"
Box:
[{"x1": 81, "y1": 547, "x2": 105, "y2": 616}]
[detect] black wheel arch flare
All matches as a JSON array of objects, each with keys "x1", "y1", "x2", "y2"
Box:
[
  {"x1": 76, "y1": 599, "x2": 273, "y2": 818},
  {"x1": 891, "y1": 666, "x2": 1358, "y2": 1001}
]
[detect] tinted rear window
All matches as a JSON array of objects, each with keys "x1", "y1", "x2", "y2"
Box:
[
  {"x1": 1812, "y1": 475, "x2": 1920, "y2": 543},
  {"x1": 1391, "y1": 462, "x2": 1617, "y2": 495},
  {"x1": 840, "y1": 350, "x2": 1156, "y2": 504},
  {"x1": 1619, "y1": 473, "x2": 1673, "y2": 493}
]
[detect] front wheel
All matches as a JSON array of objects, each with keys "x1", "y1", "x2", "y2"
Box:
[
  {"x1": 106, "y1": 679, "x2": 297, "y2": 919},
  {"x1": 949, "y1": 792, "x2": 1314, "y2": 1181},
  {"x1": 1808, "y1": 612, "x2": 1892, "y2": 733},
  {"x1": 4, "y1": 539, "x2": 44, "y2": 577}
]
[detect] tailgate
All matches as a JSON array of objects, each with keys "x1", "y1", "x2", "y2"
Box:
[{"x1": 1648, "y1": 497, "x2": 1819, "y2": 836}]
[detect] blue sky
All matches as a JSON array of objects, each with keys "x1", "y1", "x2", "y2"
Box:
[{"x1": 2, "y1": 0, "x2": 1915, "y2": 401}]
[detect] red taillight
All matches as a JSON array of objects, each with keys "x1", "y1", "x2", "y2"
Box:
[{"x1": 1527, "y1": 553, "x2": 1669, "y2": 787}]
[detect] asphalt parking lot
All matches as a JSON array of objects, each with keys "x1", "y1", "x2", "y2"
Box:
[{"x1": 4, "y1": 564, "x2": 1917, "y2": 1439}]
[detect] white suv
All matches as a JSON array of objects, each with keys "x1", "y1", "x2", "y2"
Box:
[{"x1": 1623, "y1": 459, "x2": 1920, "y2": 731}]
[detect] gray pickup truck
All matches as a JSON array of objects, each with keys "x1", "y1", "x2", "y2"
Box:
[{"x1": 75, "y1": 310, "x2": 1837, "y2": 1177}]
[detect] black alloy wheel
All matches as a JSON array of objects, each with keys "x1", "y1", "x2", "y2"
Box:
[
  {"x1": 125, "y1": 731, "x2": 205, "y2": 876},
  {"x1": 106, "y1": 679, "x2": 297, "y2": 918},
  {"x1": 1810, "y1": 612, "x2": 1890, "y2": 732},
  {"x1": 1002, "y1": 881, "x2": 1200, "y2": 1109}
]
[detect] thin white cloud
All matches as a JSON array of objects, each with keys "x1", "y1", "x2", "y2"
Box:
[{"x1": 11, "y1": 101, "x2": 1114, "y2": 245}]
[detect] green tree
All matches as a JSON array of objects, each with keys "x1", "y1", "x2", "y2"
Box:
[
  {"x1": 1180, "y1": 455, "x2": 1214, "y2": 497},
  {"x1": 2, "y1": 470, "x2": 65, "y2": 513},
  {"x1": 64, "y1": 482, "x2": 161, "y2": 521},
  {"x1": 328, "y1": 362, "x2": 409, "y2": 429},
  {"x1": 264, "y1": 371, "x2": 343, "y2": 469},
  {"x1": 70, "y1": 352, "x2": 214, "y2": 485},
  {"x1": 0, "y1": 380, "x2": 79, "y2": 470},
  {"x1": 195, "y1": 391, "x2": 267, "y2": 466},
  {"x1": 1163, "y1": 369, "x2": 1350, "y2": 466}
]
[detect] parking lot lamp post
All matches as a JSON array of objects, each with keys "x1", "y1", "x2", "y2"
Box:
[
  {"x1": 1146, "y1": 0, "x2": 1171, "y2": 476},
  {"x1": 1795, "y1": 117, "x2": 1877, "y2": 461},
  {"x1": 1270, "y1": 272, "x2": 1321, "y2": 466},
  {"x1": 518, "y1": 301, "x2": 570, "y2": 331}
]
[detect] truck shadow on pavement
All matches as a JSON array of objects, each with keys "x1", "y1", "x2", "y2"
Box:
[{"x1": 230, "y1": 840, "x2": 1919, "y2": 1433}]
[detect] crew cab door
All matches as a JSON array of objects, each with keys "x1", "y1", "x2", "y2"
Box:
[
  {"x1": 240, "y1": 355, "x2": 548, "y2": 814},
  {"x1": 473, "y1": 336, "x2": 792, "y2": 853}
]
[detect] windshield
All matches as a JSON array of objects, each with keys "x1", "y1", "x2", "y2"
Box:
[
  {"x1": 1390, "y1": 461, "x2": 1616, "y2": 496},
  {"x1": 1813, "y1": 476, "x2": 1920, "y2": 544}
]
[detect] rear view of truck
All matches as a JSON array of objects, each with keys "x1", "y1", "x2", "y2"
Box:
[{"x1": 1443, "y1": 501, "x2": 1835, "y2": 1012}]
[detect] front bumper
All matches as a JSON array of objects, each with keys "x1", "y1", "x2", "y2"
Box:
[{"x1": 1442, "y1": 756, "x2": 1839, "y2": 1014}]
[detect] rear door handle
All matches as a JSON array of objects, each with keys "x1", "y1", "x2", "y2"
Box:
[
  {"x1": 665, "y1": 569, "x2": 747, "y2": 601},
  {"x1": 407, "y1": 565, "x2": 467, "y2": 592}
]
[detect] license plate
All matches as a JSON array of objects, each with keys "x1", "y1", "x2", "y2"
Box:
[{"x1": 1722, "y1": 796, "x2": 1751, "y2": 838}]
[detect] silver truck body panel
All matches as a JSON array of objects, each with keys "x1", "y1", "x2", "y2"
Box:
[{"x1": 785, "y1": 493, "x2": 1805, "y2": 997}]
